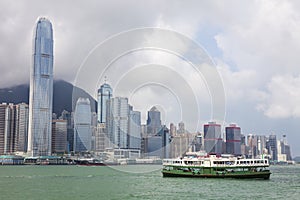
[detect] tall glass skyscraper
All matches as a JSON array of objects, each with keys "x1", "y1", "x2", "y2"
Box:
[
  {"x1": 28, "y1": 17, "x2": 54, "y2": 156},
  {"x1": 204, "y1": 122, "x2": 222, "y2": 155},
  {"x1": 97, "y1": 83, "x2": 113, "y2": 123},
  {"x1": 128, "y1": 109, "x2": 141, "y2": 149},
  {"x1": 74, "y1": 98, "x2": 92, "y2": 152},
  {"x1": 106, "y1": 97, "x2": 129, "y2": 148},
  {"x1": 146, "y1": 106, "x2": 162, "y2": 135},
  {"x1": 225, "y1": 124, "x2": 241, "y2": 155}
]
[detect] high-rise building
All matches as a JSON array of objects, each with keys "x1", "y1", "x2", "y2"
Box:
[
  {"x1": 51, "y1": 120, "x2": 67, "y2": 154},
  {"x1": 204, "y1": 122, "x2": 222, "y2": 154},
  {"x1": 28, "y1": 17, "x2": 54, "y2": 157},
  {"x1": 146, "y1": 106, "x2": 162, "y2": 135},
  {"x1": 267, "y1": 134, "x2": 278, "y2": 161},
  {"x1": 106, "y1": 97, "x2": 129, "y2": 148},
  {"x1": 177, "y1": 122, "x2": 185, "y2": 134},
  {"x1": 0, "y1": 104, "x2": 6, "y2": 154},
  {"x1": 145, "y1": 125, "x2": 170, "y2": 158},
  {"x1": 95, "y1": 123, "x2": 106, "y2": 152},
  {"x1": 15, "y1": 103, "x2": 29, "y2": 153},
  {"x1": 169, "y1": 123, "x2": 177, "y2": 136},
  {"x1": 257, "y1": 135, "x2": 267, "y2": 156},
  {"x1": 0, "y1": 103, "x2": 17, "y2": 154},
  {"x1": 74, "y1": 98, "x2": 92, "y2": 152},
  {"x1": 97, "y1": 83, "x2": 113, "y2": 123},
  {"x1": 128, "y1": 109, "x2": 141, "y2": 149},
  {"x1": 225, "y1": 124, "x2": 241, "y2": 155},
  {"x1": 0, "y1": 103, "x2": 30, "y2": 154},
  {"x1": 59, "y1": 110, "x2": 73, "y2": 153}
]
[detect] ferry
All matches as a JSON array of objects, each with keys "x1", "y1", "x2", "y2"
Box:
[
  {"x1": 75, "y1": 158, "x2": 105, "y2": 166},
  {"x1": 162, "y1": 153, "x2": 271, "y2": 179}
]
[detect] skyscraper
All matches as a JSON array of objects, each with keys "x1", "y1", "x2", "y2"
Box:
[
  {"x1": 177, "y1": 122, "x2": 185, "y2": 134},
  {"x1": 28, "y1": 17, "x2": 54, "y2": 156},
  {"x1": 59, "y1": 110, "x2": 73, "y2": 153},
  {"x1": 106, "y1": 97, "x2": 129, "y2": 148},
  {"x1": 267, "y1": 134, "x2": 278, "y2": 161},
  {"x1": 225, "y1": 124, "x2": 241, "y2": 155},
  {"x1": 74, "y1": 98, "x2": 92, "y2": 152},
  {"x1": 128, "y1": 108, "x2": 141, "y2": 149},
  {"x1": 51, "y1": 120, "x2": 67, "y2": 154},
  {"x1": 15, "y1": 103, "x2": 29, "y2": 153},
  {"x1": 97, "y1": 83, "x2": 113, "y2": 123},
  {"x1": 146, "y1": 106, "x2": 162, "y2": 135},
  {"x1": 0, "y1": 103, "x2": 17, "y2": 154},
  {"x1": 204, "y1": 122, "x2": 222, "y2": 154}
]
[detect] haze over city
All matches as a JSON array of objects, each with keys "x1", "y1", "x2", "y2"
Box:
[{"x1": 0, "y1": 0, "x2": 300, "y2": 156}]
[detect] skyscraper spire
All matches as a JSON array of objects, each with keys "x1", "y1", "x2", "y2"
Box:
[
  {"x1": 27, "y1": 17, "x2": 54, "y2": 157},
  {"x1": 97, "y1": 81, "x2": 113, "y2": 123}
]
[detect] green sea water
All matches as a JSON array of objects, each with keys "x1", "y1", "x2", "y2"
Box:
[{"x1": 0, "y1": 165, "x2": 299, "y2": 200}]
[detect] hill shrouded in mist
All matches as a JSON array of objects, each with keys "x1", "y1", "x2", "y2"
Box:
[{"x1": 0, "y1": 80, "x2": 97, "y2": 116}]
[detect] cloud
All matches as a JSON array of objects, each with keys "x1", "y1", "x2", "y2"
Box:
[
  {"x1": 215, "y1": 0, "x2": 300, "y2": 77},
  {"x1": 257, "y1": 74, "x2": 300, "y2": 118}
]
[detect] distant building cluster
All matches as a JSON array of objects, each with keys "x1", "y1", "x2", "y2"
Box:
[{"x1": 0, "y1": 17, "x2": 294, "y2": 163}]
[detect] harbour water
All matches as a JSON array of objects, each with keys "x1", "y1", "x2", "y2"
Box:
[{"x1": 0, "y1": 165, "x2": 299, "y2": 200}]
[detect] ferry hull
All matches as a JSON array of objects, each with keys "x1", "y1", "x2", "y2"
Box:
[{"x1": 162, "y1": 170, "x2": 271, "y2": 179}]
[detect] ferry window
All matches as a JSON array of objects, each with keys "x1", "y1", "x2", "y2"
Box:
[
  {"x1": 265, "y1": 160, "x2": 267, "y2": 164},
  {"x1": 251, "y1": 161, "x2": 253, "y2": 164}
]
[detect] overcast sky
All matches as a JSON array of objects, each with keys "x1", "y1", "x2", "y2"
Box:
[{"x1": 1, "y1": 0, "x2": 300, "y2": 156}]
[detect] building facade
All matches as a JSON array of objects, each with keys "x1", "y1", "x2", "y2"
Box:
[
  {"x1": 146, "y1": 106, "x2": 162, "y2": 135},
  {"x1": 225, "y1": 124, "x2": 241, "y2": 155},
  {"x1": 51, "y1": 120, "x2": 67, "y2": 154},
  {"x1": 106, "y1": 97, "x2": 129, "y2": 148},
  {"x1": 204, "y1": 122, "x2": 222, "y2": 154},
  {"x1": 28, "y1": 17, "x2": 54, "y2": 156},
  {"x1": 128, "y1": 109, "x2": 141, "y2": 149},
  {"x1": 15, "y1": 103, "x2": 29, "y2": 153},
  {"x1": 97, "y1": 83, "x2": 113, "y2": 123},
  {"x1": 74, "y1": 98, "x2": 92, "y2": 152}
]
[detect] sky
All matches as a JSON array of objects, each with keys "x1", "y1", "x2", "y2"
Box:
[{"x1": 0, "y1": 0, "x2": 300, "y2": 156}]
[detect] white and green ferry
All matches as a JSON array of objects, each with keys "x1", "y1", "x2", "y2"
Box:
[{"x1": 162, "y1": 153, "x2": 271, "y2": 179}]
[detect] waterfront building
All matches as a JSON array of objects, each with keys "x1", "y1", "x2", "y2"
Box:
[
  {"x1": 59, "y1": 110, "x2": 74, "y2": 153},
  {"x1": 15, "y1": 103, "x2": 29, "y2": 153},
  {"x1": 266, "y1": 134, "x2": 278, "y2": 161},
  {"x1": 51, "y1": 120, "x2": 67, "y2": 154},
  {"x1": 191, "y1": 133, "x2": 204, "y2": 152},
  {"x1": 169, "y1": 123, "x2": 177, "y2": 136},
  {"x1": 0, "y1": 103, "x2": 17, "y2": 154},
  {"x1": 257, "y1": 135, "x2": 267, "y2": 156},
  {"x1": 128, "y1": 108, "x2": 141, "y2": 149},
  {"x1": 91, "y1": 112, "x2": 98, "y2": 151},
  {"x1": 170, "y1": 132, "x2": 199, "y2": 158},
  {"x1": 97, "y1": 83, "x2": 113, "y2": 123},
  {"x1": 146, "y1": 106, "x2": 162, "y2": 135},
  {"x1": 74, "y1": 98, "x2": 92, "y2": 152},
  {"x1": 204, "y1": 122, "x2": 222, "y2": 154},
  {"x1": 145, "y1": 125, "x2": 170, "y2": 158},
  {"x1": 28, "y1": 17, "x2": 54, "y2": 157},
  {"x1": 225, "y1": 124, "x2": 241, "y2": 155},
  {"x1": 177, "y1": 121, "x2": 185, "y2": 134},
  {"x1": 95, "y1": 123, "x2": 106, "y2": 152},
  {"x1": 106, "y1": 97, "x2": 129, "y2": 148}
]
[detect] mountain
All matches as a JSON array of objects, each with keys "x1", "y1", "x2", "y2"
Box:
[{"x1": 0, "y1": 80, "x2": 97, "y2": 116}]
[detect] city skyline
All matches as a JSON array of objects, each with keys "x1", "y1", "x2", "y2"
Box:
[{"x1": 0, "y1": 1, "x2": 300, "y2": 156}]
